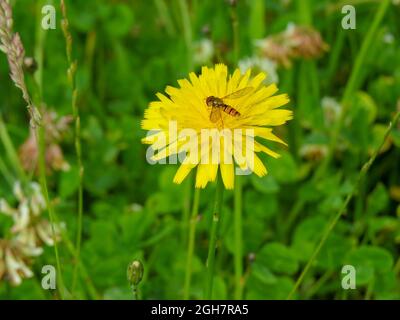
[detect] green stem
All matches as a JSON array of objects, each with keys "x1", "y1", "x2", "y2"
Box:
[
  {"x1": 181, "y1": 174, "x2": 193, "y2": 243},
  {"x1": 296, "y1": 0, "x2": 312, "y2": 25},
  {"x1": 56, "y1": 214, "x2": 100, "y2": 299},
  {"x1": 287, "y1": 111, "x2": 400, "y2": 300},
  {"x1": 132, "y1": 285, "x2": 138, "y2": 300},
  {"x1": 365, "y1": 276, "x2": 375, "y2": 300},
  {"x1": 36, "y1": 126, "x2": 65, "y2": 299},
  {"x1": 326, "y1": 29, "x2": 345, "y2": 87},
  {"x1": 61, "y1": 0, "x2": 85, "y2": 295},
  {"x1": 71, "y1": 88, "x2": 84, "y2": 295},
  {"x1": 303, "y1": 271, "x2": 334, "y2": 299},
  {"x1": 154, "y1": 0, "x2": 176, "y2": 37},
  {"x1": 230, "y1": 4, "x2": 240, "y2": 65},
  {"x1": 0, "y1": 117, "x2": 27, "y2": 183},
  {"x1": 34, "y1": 0, "x2": 48, "y2": 95},
  {"x1": 0, "y1": 156, "x2": 13, "y2": 187},
  {"x1": 178, "y1": 0, "x2": 193, "y2": 71},
  {"x1": 283, "y1": 198, "x2": 305, "y2": 241},
  {"x1": 205, "y1": 174, "x2": 224, "y2": 299},
  {"x1": 32, "y1": 0, "x2": 65, "y2": 299},
  {"x1": 183, "y1": 187, "x2": 201, "y2": 299},
  {"x1": 233, "y1": 175, "x2": 243, "y2": 299}
]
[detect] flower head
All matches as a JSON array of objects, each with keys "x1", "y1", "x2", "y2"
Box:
[
  {"x1": 0, "y1": 181, "x2": 63, "y2": 286},
  {"x1": 255, "y1": 35, "x2": 294, "y2": 68},
  {"x1": 255, "y1": 23, "x2": 328, "y2": 68},
  {"x1": 0, "y1": 239, "x2": 42, "y2": 286},
  {"x1": 142, "y1": 64, "x2": 292, "y2": 189},
  {"x1": 0, "y1": 181, "x2": 62, "y2": 247},
  {"x1": 285, "y1": 24, "x2": 329, "y2": 59}
]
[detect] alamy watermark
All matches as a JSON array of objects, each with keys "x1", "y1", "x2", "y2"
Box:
[
  {"x1": 40, "y1": 4, "x2": 357, "y2": 31},
  {"x1": 145, "y1": 121, "x2": 254, "y2": 175},
  {"x1": 41, "y1": 5, "x2": 56, "y2": 30},
  {"x1": 342, "y1": 5, "x2": 356, "y2": 30},
  {"x1": 41, "y1": 265, "x2": 56, "y2": 290},
  {"x1": 341, "y1": 265, "x2": 356, "y2": 290}
]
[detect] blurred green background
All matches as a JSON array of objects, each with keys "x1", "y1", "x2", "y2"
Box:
[{"x1": 0, "y1": 0, "x2": 400, "y2": 300}]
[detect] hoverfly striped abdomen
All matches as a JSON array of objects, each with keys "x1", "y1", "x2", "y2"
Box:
[
  {"x1": 222, "y1": 104, "x2": 241, "y2": 117},
  {"x1": 206, "y1": 87, "x2": 252, "y2": 123}
]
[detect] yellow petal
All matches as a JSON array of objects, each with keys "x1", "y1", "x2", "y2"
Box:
[
  {"x1": 254, "y1": 141, "x2": 281, "y2": 158},
  {"x1": 220, "y1": 164, "x2": 234, "y2": 190},
  {"x1": 173, "y1": 163, "x2": 196, "y2": 185},
  {"x1": 195, "y1": 164, "x2": 210, "y2": 189}
]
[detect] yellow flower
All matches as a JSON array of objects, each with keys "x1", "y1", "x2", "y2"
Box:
[{"x1": 142, "y1": 64, "x2": 292, "y2": 189}]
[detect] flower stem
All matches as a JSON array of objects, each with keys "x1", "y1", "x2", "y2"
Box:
[
  {"x1": 154, "y1": 0, "x2": 176, "y2": 37},
  {"x1": 36, "y1": 126, "x2": 65, "y2": 300},
  {"x1": 131, "y1": 285, "x2": 139, "y2": 300},
  {"x1": 233, "y1": 175, "x2": 243, "y2": 299},
  {"x1": 183, "y1": 187, "x2": 201, "y2": 299},
  {"x1": 205, "y1": 174, "x2": 224, "y2": 299},
  {"x1": 182, "y1": 174, "x2": 193, "y2": 243},
  {"x1": 32, "y1": 0, "x2": 65, "y2": 299},
  {"x1": 56, "y1": 213, "x2": 100, "y2": 299},
  {"x1": 60, "y1": 0, "x2": 84, "y2": 295},
  {"x1": 287, "y1": 111, "x2": 400, "y2": 299},
  {"x1": 230, "y1": 3, "x2": 240, "y2": 65},
  {"x1": 178, "y1": 0, "x2": 193, "y2": 71},
  {"x1": 0, "y1": 156, "x2": 13, "y2": 187}
]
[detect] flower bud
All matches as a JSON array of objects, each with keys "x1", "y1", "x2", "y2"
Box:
[{"x1": 127, "y1": 260, "x2": 144, "y2": 287}]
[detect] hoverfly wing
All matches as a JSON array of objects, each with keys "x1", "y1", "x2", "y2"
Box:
[
  {"x1": 222, "y1": 87, "x2": 253, "y2": 100},
  {"x1": 210, "y1": 106, "x2": 222, "y2": 123}
]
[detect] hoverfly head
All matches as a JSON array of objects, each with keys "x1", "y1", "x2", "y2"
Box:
[{"x1": 206, "y1": 96, "x2": 215, "y2": 107}]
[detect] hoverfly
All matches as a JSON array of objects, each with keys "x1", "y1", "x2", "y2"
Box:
[{"x1": 206, "y1": 87, "x2": 253, "y2": 123}]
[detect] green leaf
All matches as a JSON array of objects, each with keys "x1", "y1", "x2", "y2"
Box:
[
  {"x1": 211, "y1": 276, "x2": 227, "y2": 299},
  {"x1": 246, "y1": 276, "x2": 294, "y2": 300},
  {"x1": 244, "y1": 191, "x2": 278, "y2": 219},
  {"x1": 251, "y1": 174, "x2": 279, "y2": 194},
  {"x1": 392, "y1": 129, "x2": 400, "y2": 148},
  {"x1": 58, "y1": 166, "x2": 80, "y2": 198},
  {"x1": 292, "y1": 216, "x2": 328, "y2": 261},
  {"x1": 348, "y1": 246, "x2": 394, "y2": 271},
  {"x1": 368, "y1": 217, "x2": 399, "y2": 235},
  {"x1": 250, "y1": 262, "x2": 278, "y2": 285},
  {"x1": 353, "y1": 92, "x2": 377, "y2": 124},
  {"x1": 368, "y1": 124, "x2": 391, "y2": 153},
  {"x1": 266, "y1": 151, "x2": 298, "y2": 184},
  {"x1": 104, "y1": 4, "x2": 135, "y2": 38},
  {"x1": 366, "y1": 183, "x2": 389, "y2": 216},
  {"x1": 375, "y1": 271, "x2": 400, "y2": 299},
  {"x1": 257, "y1": 242, "x2": 299, "y2": 275},
  {"x1": 146, "y1": 191, "x2": 182, "y2": 214},
  {"x1": 346, "y1": 246, "x2": 394, "y2": 286},
  {"x1": 318, "y1": 234, "x2": 353, "y2": 269}
]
